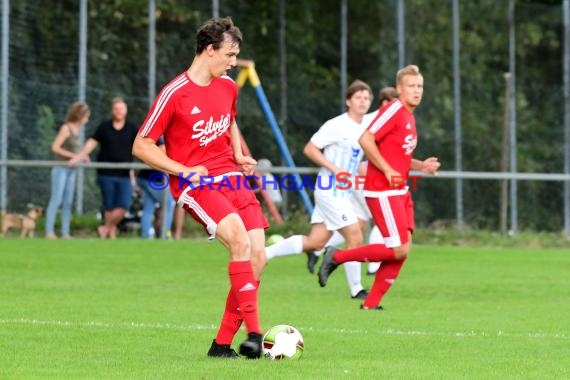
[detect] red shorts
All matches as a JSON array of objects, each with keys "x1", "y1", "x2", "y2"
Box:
[
  {"x1": 178, "y1": 175, "x2": 269, "y2": 239},
  {"x1": 365, "y1": 191, "x2": 414, "y2": 248}
]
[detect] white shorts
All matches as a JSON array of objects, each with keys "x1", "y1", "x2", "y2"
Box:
[
  {"x1": 350, "y1": 190, "x2": 371, "y2": 222},
  {"x1": 311, "y1": 192, "x2": 358, "y2": 231}
]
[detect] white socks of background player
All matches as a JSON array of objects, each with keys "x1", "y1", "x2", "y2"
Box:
[
  {"x1": 367, "y1": 225, "x2": 383, "y2": 274},
  {"x1": 303, "y1": 230, "x2": 363, "y2": 296},
  {"x1": 344, "y1": 261, "x2": 364, "y2": 297},
  {"x1": 318, "y1": 231, "x2": 364, "y2": 297},
  {"x1": 265, "y1": 235, "x2": 304, "y2": 261}
]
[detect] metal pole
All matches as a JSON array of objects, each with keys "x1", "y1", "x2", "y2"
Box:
[
  {"x1": 562, "y1": 0, "x2": 570, "y2": 235},
  {"x1": 452, "y1": 0, "x2": 463, "y2": 228},
  {"x1": 212, "y1": 0, "x2": 219, "y2": 18},
  {"x1": 500, "y1": 73, "x2": 511, "y2": 234},
  {"x1": 279, "y1": 0, "x2": 288, "y2": 214},
  {"x1": 508, "y1": 0, "x2": 518, "y2": 234},
  {"x1": 148, "y1": 0, "x2": 156, "y2": 109},
  {"x1": 397, "y1": 0, "x2": 405, "y2": 68},
  {"x1": 147, "y1": 0, "x2": 166, "y2": 239},
  {"x1": 0, "y1": 0, "x2": 9, "y2": 212},
  {"x1": 339, "y1": 0, "x2": 347, "y2": 113},
  {"x1": 76, "y1": 0, "x2": 87, "y2": 214}
]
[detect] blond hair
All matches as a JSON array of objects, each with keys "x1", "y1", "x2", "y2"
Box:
[
  {"x1": 65, "y1": 101, "x2": 90, "y2": 123},
  {"x1": 396, "y1": 65, "x2": 421, "y2": 85}
]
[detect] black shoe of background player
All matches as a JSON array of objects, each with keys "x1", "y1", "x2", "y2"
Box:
[
  {"x1": 318, "y1": 246, "x2": 339, "y2": 287},
  {"x1": 207, "y1": 339, "x2": 240, "y2": 358},
  {"x1": 366, "y1": 270, "x2": 377, "y2": 276},
  {"x1": 351, "y1": 289, "x2": 369, "y2": 300},
  {"x1": 239, "y1": 332, "x2": 263, "y2": 359},
  {"x1": 360, "y1": 304, "x2": 384, "y2": 311},
  {"x1": 306, "y1": 252, "x2": 319, "y2": 274}
]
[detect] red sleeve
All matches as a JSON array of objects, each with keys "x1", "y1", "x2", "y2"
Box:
[
  {"x1": 367, "y1": 100, "x2": 402, "y2": 142},
  {"x1": 138, "y1": 84, "x2": 176, "y2": 142}
]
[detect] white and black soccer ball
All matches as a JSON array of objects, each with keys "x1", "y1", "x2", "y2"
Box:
[{"x1": 262, "y1": 324, "x2": 304, "y2": 360}]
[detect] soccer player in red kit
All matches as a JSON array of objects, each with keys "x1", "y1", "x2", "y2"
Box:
[
  {"x1": 132, "y1": 17, "x2": 268, "y2": 358},
  {"x1": 318, "y1": 65, "x2": 440, "y2": 310}
]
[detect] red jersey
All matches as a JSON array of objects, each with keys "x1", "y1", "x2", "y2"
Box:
[
  {"x1": 364, "y1": 99, "x2": 418, "y2": 192},
  {"x1": 139, "y1": 72, "x2": 240, "y2": 199}
]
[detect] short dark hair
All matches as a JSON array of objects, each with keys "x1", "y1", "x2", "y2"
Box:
[
  {"x1": 378, "y1": 86, "x2": 398, "y2": 104},
  {"x1": 196, "y1": 17, "x2": 243, "y2": 54},
  {"x1": 345, "y1": 80, "x2": 372, "y2": 100}
]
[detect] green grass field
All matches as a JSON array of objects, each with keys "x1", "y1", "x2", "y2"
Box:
[{"x1": 0, "y1": 239, "x2": 569, "y2": 379}]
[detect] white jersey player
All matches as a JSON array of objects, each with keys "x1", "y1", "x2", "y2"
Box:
[
  {"x1": 308, "y1": 86, "x2": 400, "y2": 277},
  {"x1": 265, "y1": 80, "x2": 373, "y2": 299}
]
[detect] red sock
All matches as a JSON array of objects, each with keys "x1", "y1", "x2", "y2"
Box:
[
  {"x1": 229, "y1": 261, "x2": 261, "y2": 334},
  {"x1": 214, "y1": 290, "x2": 243, "y2": 345},
  {"x1": 363, "y1": 259, "x2": 406, "y2": 308},
  {"x1": 215, "y1": 279, "x2": 262, "y2": 345},
  {"x1": 333, "y1": 244, "x2": 396, "y2": 264}
]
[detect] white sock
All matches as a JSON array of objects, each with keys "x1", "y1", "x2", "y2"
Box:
[
  {"x1": 313, "y1": 231, "x2": 346, "y2": 256},
  {"x1": 265, "y1": 235, "x2": 304, "y2": 261},
  {"x1": 367, "y1": 225, "x2": 383, "y2": 274},
  {"x1": 343, "y1": 261, "x2": 363, "y2": 297},
  {"x1": 369, "y1": 225, "x2": 383, "y2": 244},
  {"x1": 367, "y1": 261, "x2": 381, "y2": 274}
]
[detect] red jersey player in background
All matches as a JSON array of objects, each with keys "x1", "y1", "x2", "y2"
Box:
[
  {"x1": 318, "y1": 65, "x2": 440, "y2": 310},
  {"x1": 132, "y1": 17, "x2": 267, "y2": 359}
]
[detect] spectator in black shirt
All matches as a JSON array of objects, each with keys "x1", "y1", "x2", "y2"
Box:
[{"x1": 71, "y1": 97, "x2": 138, "y2": 239}]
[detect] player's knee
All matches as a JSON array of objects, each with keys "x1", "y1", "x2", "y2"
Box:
[
  {"x1": 228, "y1": 233, "x2": 251, "y2": 259},
  {"x1": 393, "y1": 245, "x2": 409, "y2": 260}
]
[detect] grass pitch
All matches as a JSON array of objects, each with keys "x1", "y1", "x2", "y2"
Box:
[{"x1": 0, "y1": 239, "x2": 569, "y2": 379}]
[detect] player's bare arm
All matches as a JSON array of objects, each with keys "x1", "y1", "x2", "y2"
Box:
[
  {"x1": 358, "y1": 130, "x2": 401, "y2": 186},
  {"x1": 229, "y1": 120, "x2": 256, "y2": 175},
  {"x1": 303, "y1": 141, "x2": 343, "y2": 175},
  {"x1": 411, "y1": 157, "x2": 440, "y2": 175},
  {"x1": 132, "y1": 135, "x2": 207, "y2": 182}
]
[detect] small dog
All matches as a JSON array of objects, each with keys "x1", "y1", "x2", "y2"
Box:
[{"x1": 1, "y1": 205, "x2": 44, "y2": 238}]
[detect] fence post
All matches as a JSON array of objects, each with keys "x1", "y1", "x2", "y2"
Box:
[
  {"x1": 76, "y1": 0, "x2": 88, "y2": 214},
  {"x1": 508, "y1": 0, "x2": 518, "y2": 234},
  {"x1": 339, "y1": 0, "x2": 347, "y2": 113},
  {"x1": 1, "y1": 0, "x2": 10, "y2": 213},
  {"x1": 397, "y1": 0, "x2": 405, "y2": 68},
  {"x1": 562, "y1": 0, "x2": 570, "y2": 235},
  {"x1": 452, "y1": 0, "x2": 463, "y2": 228},
  {"x1": 212, "y1": 0, "x2": 219, "y2": 18},
  {"x1": 279, "y1": 0, "x2": 288, "y2": 215}
]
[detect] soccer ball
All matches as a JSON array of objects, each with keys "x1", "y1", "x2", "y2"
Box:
[
  {"x1": 266, "y1": 234, "x2": 284, "y2": 246},
  {"x1": 262, "y1": 324, "x2": 304, "y2": 360}
]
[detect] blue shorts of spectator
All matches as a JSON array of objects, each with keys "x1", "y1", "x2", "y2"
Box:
[{"x1": 97, "y1": 175, "x2": 133, "y2": 211}]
